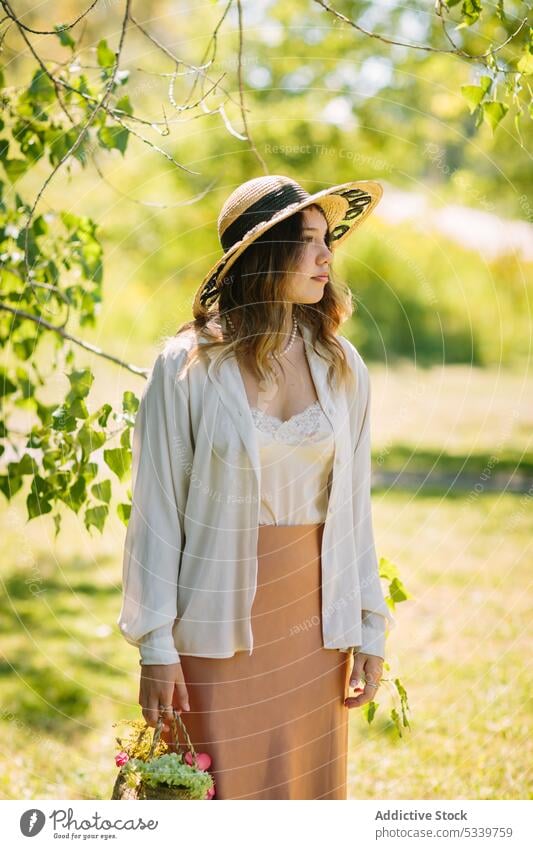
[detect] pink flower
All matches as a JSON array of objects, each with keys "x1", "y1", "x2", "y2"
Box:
[
  {"x1": 184, "y1": 751, "x2": 212, "y2": 771},
  {"x1": 115, "y1": 751, "x2": 129, "y2": 767},
  {"x1": 205, "y1": 783, "x2": 216, "y2": 800}
]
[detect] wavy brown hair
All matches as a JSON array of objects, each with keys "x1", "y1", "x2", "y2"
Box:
[{"x1": 172, "y1": 204, "x2": 356, "y2": 390}]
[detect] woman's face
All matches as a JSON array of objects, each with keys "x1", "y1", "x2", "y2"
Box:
[{"x1": 284, "y1": 205, "x2": 333, "y2": 304}]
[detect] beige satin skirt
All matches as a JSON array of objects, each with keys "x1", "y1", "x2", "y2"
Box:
[{"x1": 167, "y1": 523, "x2": 351, "y2": 800}]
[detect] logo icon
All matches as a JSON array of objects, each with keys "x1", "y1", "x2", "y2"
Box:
[{"x1": 20, "y1": 809, "x2": 46, "y2": 837}]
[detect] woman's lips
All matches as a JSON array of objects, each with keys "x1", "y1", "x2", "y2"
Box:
[{"x1": 313, "y1": 275, "x2": 329, "y2": 281}]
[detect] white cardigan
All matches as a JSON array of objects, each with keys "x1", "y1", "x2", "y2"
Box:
[{"x1": 117, "y1": 321, "x2": 396, "y2": 664}]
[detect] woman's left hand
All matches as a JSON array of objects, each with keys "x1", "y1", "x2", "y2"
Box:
[{"x1": 344, "y1": 652, "x2": 384, "y2": 709}]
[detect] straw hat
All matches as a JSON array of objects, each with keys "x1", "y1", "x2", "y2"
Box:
[{"x1": 193, "y1": 174, "x2": 383, "y2": 313}]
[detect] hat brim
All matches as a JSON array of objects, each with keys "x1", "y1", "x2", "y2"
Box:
[{"x1": 193, "y1": 179, "x2": 383, "y2": 313}]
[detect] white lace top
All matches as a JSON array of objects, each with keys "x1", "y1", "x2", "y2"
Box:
[{"x1": 250, "y1": 400, "x2": 335, "y2": 525}]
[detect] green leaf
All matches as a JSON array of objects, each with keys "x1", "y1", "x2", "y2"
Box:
[
  {"x1": 104, "y1": 447, "x2": 131, "y2": 481},
  {"x1": 68, "y1": 476, "x2": 87, "y2": 513},
  {"x1": 46, "y1": 125, "x2": 85, "y2": 167},
  {"x1": 85, "y1": 504, "x2": 109, "y2": 533},
  {"x1": 97, "y1": 39, "x2": 116, "y2": 69},
  {"x1": 28, "y1": 70, "x2": 56, "y2": 104},
  {"x1": 0, "y1": 475, "x2": 23, "y2": 500},
  {"x1": 514, "y1": 112, "x2": 523, "y2": 145},
  {"x1": 91, "y1": 479, "x2": 111, "y2": 503},
  {"x1": 69, "y1": 398, "x2": 89, "y2": 419},
  {"x1": 42, "y1": 448, "x2": 63, "y2": 471},
  {"x1": 27, "y1": 492, "x2": 52, "y2": 519},
  {"x1": 53, "y1": 513, "x2": 62, "y2": 537},
  {"x1": 12, "y1": 335, "x2": 37, "y2": 361},
  {"x1": 390, "y1": 707, "x2": 403, "y2": 737},
  {"x1": 460, "y1": 0, "x2": 481, "y2": 26},
  {"x1": 35, "y1": 400, "x2": 57, "y2": 426},
  {"x1": 9, "y1": 453, "x2": 35, "y2": 476},
  {"x1": 517, "y1": 52, "x2": 533, "y2": 76},
  {"x1": 460, "y1": 85, "x2": 485, "y2": 114},
  {"x1": 84, "y1": 463, "x2": 98, "y2": 484},
  {"x1": 15, "y1": 123, "x2": 45, "y2": 163},
  {"x1": 51, "y1": 404, "x2": 77, "y2": 432},
  {"x1": 54, "y1": 24, "x2": 76, "y2": 50},
  {"x1": 67, "y1": 368, "x2": 94, "y2": 400},
  {"x1": 389, "y1": 576, "x2": 411, "y2": 605},
  {"x1": 97, "y1": 403, "x2": 112, "y2": 427},
  {"x1": 31, "y1": 214, "x2": 48, "y2": 237},
  {"x1": 362, "y1": 700, "x2": 378, "y2": 724},
  {"x1": 78, "y1": 425, "x2": 106, "y2": 456},
  {"x1": 496, "y1": 0, "x2": 506, "y2": 21},
  {"x1": 115, "y1": 95, "x2": 133, "y2": 116},
  {"x1": 0, "y1": 368, "x2": 17, "y2": 396},
  {"x1": 479, "y1": 75, "x2": 492, "y2": 94},
  {"x1": 122, "y1": 391, "x2": 139, "y2": 414},
  {"x1": 117, "y1": 502, "x2": 131, "y2": 526},
  {"x1": 17, "y1": 366, "x2": 35, "y2": 398},
  {"x1": 2, "y1": 158, "x2": 29, "y2": 182},
  {"x1": 483, "y1": 100, "x2": 509, "y2": 132},
  {"x1": 97, "y1": 124, "x2": 129, "y2": 155}
]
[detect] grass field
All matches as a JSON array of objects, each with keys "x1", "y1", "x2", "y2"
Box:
[{"x1": 0, "y1": 364, "x2": 531, "y2": 800}]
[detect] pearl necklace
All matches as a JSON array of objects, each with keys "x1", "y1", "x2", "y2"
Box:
[{"x1": 224, "y1": 314, "x2": 298, "y2": 359}]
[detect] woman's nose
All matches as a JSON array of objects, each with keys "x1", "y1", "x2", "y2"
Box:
[{"x1": 319, "y1": 244, "x2": 333, "y2": 264}]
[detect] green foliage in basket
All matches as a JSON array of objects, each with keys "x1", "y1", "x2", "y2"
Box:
[
  {"x1": 112, "y1": 718, "x2": 168, "y2": 761},
  {"x1": 121, "y1": 753, "x2": 213, "y2": 800}
]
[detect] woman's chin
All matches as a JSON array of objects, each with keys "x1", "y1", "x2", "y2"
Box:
[{"x1": 293, "y1": 286, "x2": 325, "y2": 304}]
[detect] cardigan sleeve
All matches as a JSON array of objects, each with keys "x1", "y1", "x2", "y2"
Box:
[
  {"x1": 351, "y1": 358, "x2": 396, "y2": 660},
  {"x1": 117, "y1": 342, "x2": 192, "y2": 665}
]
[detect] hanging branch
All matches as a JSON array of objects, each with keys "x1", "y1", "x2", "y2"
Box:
[
  {"x1": 313, "y1": 0, "x2": 528, "y2": 61},
  {"x1": 2, "y1": 0, "x2": 133, "y2": 286},
  {"x1": 0, "y1": 302, "x2": 149, "y2": 378}
]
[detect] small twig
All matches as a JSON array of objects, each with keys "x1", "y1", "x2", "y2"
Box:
[
  {"x1": 90, "y1": 154, "x2": 218, "y2": 208},
  {"x1": 0, "y1": 0, "x2": 99, "y2": 35},
  {"x1": 129, "y1": 10, "x2": 242, "y2": 111},
  {"x1": 179, "y1": 0, "x2": 234, "y2": 109},
  {"x1": 12, "y1": 0, "x2": 133, "y2": 289},
  {"x1": 1, "y1": 0, "x2": 75, "y2": 122},
  {"x1": 313, "y1": 0, "x2": 528, "y2": 61},
  {"x1": 236, "y1": 0, "x2": 268, "y2": 172}
]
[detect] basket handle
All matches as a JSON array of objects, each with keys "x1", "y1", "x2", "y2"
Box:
[{"x1": 148, "y1": 710, "x2": 197, "y2": 761}]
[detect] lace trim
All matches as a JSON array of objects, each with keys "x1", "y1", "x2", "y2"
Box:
[{"x1": 250, "y1": 400, "x2": 332, "y2": 444}]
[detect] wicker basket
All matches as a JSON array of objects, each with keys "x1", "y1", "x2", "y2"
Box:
[{"x1": 111, "y1": 711, "x2": 214, "y2": 800}]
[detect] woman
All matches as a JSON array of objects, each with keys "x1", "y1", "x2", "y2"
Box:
[{"x1": 118, "y1": 174, "x2": 395, "y2": 800}]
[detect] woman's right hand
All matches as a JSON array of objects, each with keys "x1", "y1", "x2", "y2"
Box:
[{"x1": 139, "y1": 662, "x2": 190, "y2": 732}]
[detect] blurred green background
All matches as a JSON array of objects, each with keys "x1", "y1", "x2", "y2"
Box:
[{"x1": 0, "y1": 0, "x2": 531, "y2": 799}]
